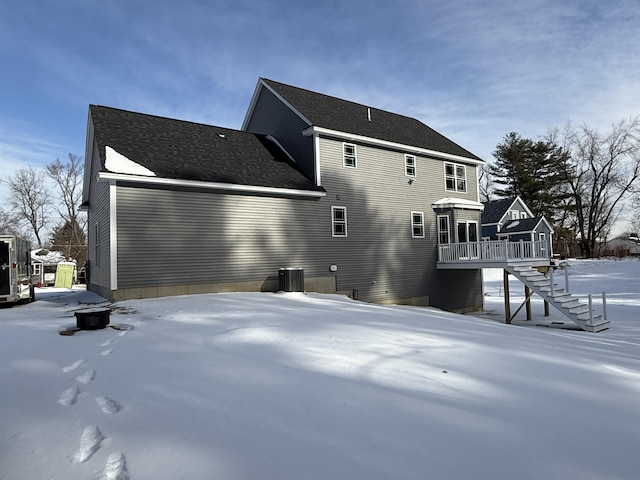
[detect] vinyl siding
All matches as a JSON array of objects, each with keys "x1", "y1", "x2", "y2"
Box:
[
  {"x1": 316, "y1": 136, "x2": 483, "y2": 309},
  {"x1": 86, "y1": 140, "x2": 111, "y2": 297},
  {"x1": 115, "y1": 184, "x2": 328, "y2": 289},
  {"x1": 244, "y1": 87, "x2": 315, "y2": 181}
]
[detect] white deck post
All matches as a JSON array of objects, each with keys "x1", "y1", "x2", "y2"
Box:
[
  {"x1": 602, "y1": 291, "x2": 607, "y2": 321},
  {"x1": 549, "y1": 267, "x2": 555, "y2": 294},
  {"x1": 588, "y1": 294, "x2": 593, "y2": 326},
  {"x1": 564, "y1": 265, "x2": 570, "y2": 293}
]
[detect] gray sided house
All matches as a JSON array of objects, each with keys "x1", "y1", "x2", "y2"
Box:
[
  {"x1": 481, "y1": 196, "x2": 554, "y2": 254},
  {"x1": 82, "y1": 78, "x2": 486, "y2": 312}
]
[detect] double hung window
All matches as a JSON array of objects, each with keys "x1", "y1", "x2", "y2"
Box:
[
  {"x1": 332, "y1": 206, "x2": 347, "y2": 237},
  {"x1": 411, "y1": 211, "x2": 424, "y2": 238},
  {"x1": 438, "y1": 215, "x2": 450, "y2": 244},
  {"x1": 405, "y1": 155, "x2": 416, "y2": 177},
  {"x1": 444, "y1": 162, "x2": 466, "y2": 193},
  {"x1": 343, "y1": 143, "x2": 357, "y2": 168}
]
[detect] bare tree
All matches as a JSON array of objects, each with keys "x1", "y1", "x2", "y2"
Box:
[
  {"x1": 0, "y1": 207, "x2": 29, "y2": 237},
  {"x1": 46, "y1": 154, "x2": 87, "y2": 263},
  {"x1": 478, "y1": 163, "x2": 495, "y2": 203},
  {"x1": 8, "y1": 167, "x2": 51, "y2": 247},
  {"x1": 552, "y1": 117, "x2": 640, "y2": 258}
]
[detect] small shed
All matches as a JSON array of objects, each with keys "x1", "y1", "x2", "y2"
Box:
[{"x1": 31, "y1": 249, "x2": 69, "y2": 286}]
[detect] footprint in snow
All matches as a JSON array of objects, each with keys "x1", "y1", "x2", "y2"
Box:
[
  {"x1": 101, "y1": 348, "x2": 114, "y2": 356},
  {"x1": 75, "y1": 369, "x2": 95, "y2": 385},
  {"x1": 74, "y1": 425, "x2": 104, "y2": 463},
  {"x1": 62, "y1": 359, "x2": 85, "y2": 373},
  {"x1": 97, "y1": 396, "x2": 122, "y2": 414},
  {"x1": 57, "y1": 387, "x2": 80, "y2": 406},
  {"x1": 102, "y1": 452, "x2": 129, "y2": 480},
  {"x1": 100, "y1": 339, "x2": 116, "y2": 347}
]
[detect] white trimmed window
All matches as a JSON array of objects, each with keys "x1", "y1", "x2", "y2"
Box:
[
  {"x1": 437, "y1": 215, "x2": 450, "y2": 244},
  {"x1": 405, "y1": 154, "x2": 416, "y2": 177},
  {"x1": 332, "y1": 206, "x2": 347, "y2": 237},
  {"x1": 411, "y1": 211, "x2": 424, "y2": 238},
  {"x1": 444, "y1": 162, "x2": 466, "y2": 193},
  {"x1": 343, "y1": 143, "x2": 357, "y2": 168}
]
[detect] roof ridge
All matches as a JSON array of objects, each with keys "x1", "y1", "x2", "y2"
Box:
[
  {"x1": 90, "y1": 104, "x2": 240, "y2": 133},
  {"x1": 260, "y1": 78, "x2": 426, "y2": 124}
]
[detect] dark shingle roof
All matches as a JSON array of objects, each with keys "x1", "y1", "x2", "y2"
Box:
[
  {"x1": 501, "y1": 217, "x2": 543, "y2": 234},
  {"x1": 90, "y1": 105, "x2": 323, "y2": 192},
  {"x1": 481, "y1": 197, "x2": 516, "y2": 224},
  {"x1": 261, "y1": 79, "x2": 482, "y2": 161}
]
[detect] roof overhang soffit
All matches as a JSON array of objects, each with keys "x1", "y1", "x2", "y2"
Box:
[
  {"x1": 97, "y1": 172, "x2": 327, "y2": 199},
  {"x1": 431, "y1": 197, "x2": 485, "y2": 211},
  {"x1": 303, "y1": 126, "x2": 484, "y2": 165}
]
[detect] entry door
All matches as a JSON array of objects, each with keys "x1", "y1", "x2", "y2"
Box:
[{"x1": 0, "y1": 241, "x2": 10, "y2": 295}]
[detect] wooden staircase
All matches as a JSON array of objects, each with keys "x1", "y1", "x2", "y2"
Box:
[{"x1": 505, "y1": 264, "x2": 610, "y2": 332}]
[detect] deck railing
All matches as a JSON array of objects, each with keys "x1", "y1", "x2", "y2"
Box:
[{"x1": 438, "y1": 240, "x2": 549, "y2": 264}]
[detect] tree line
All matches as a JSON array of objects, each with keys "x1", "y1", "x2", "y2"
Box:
[
  {"x1": 1, "y1": 153, "x2": 86, "y2": 266},
  {"x1": 480, "y1": 117, "x2": 640, "y2": 258}
]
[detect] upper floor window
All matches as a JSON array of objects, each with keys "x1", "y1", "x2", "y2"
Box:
[
  {"x1": 405, "y1": 154, "x2": 416, "y2": 177},
  {"x1": 343, "y1": 143, "x2": 357, "y2": 168},
  {"x1": 444, "y1": 162, "x2": 466, "y2": 193},
  {"x1": 411, "y1": 211, "x2": 425, "y2": 238},
  {"x1": 332, "y1": 206, "x2": 348, "y2": 237}
]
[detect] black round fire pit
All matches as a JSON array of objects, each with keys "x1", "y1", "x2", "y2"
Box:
[{"x1": 74, "y1": 308, "x2": 111, "y2": 330}]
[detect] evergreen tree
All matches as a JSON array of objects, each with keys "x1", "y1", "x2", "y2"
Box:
[
  {"x1": 490, "y1": 132, "x2": 569, "y2": 223},
  {"x1": 50, "y1": 219, "x2": 87, "y2": 266}
]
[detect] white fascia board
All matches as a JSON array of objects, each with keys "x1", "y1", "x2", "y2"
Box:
[
  {"x1": 514, "y1": 195, "x2": 534, "y2": 217},
  {"x1": 313, "y1": 132, "x2": 321, "y2": 186},
  {"x1": 303, "y1": 126, "x2": 484, "y2": 165},
  {"x1": 98, "y1": 172, "x2": 326, "y2": 198}
]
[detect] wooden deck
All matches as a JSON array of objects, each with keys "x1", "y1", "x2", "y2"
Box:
[{"x1": 437, "y1": 240, "x2": 551, "y2": 269}]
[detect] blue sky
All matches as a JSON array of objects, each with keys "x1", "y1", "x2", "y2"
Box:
[{"x1": 1, "y1": 0, "x2": 639, "y2": 201}]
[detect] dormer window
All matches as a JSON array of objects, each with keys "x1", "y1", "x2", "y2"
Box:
[
  {"x1": 405, "y1": 155, "x2": 416, "y2": 177},
  {"x1": 343, "y1": 143, "x2": 357, "y2": 168},
  {"x1": 444, "y1": 162, "x2": 466, "y2": 193}
]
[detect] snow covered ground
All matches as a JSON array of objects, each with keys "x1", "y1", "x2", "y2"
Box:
[{"x1": 1, "y1": 259, "x2": 638, "y2": 480}]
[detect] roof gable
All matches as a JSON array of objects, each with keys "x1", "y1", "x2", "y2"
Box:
[
  {"x1": 255, "y1": 78, "x2": 482, "y2": 162},
  {"x1": 89, "y1": 105, "x2": 322, "y2": 193},
  {"x1": 481, "y1": 197, "x2": 517, "y2": 224}
]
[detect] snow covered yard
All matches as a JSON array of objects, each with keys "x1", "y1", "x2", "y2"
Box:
[{"x1": 1, "y1": 260, "x2": 639, "y2": 480}]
